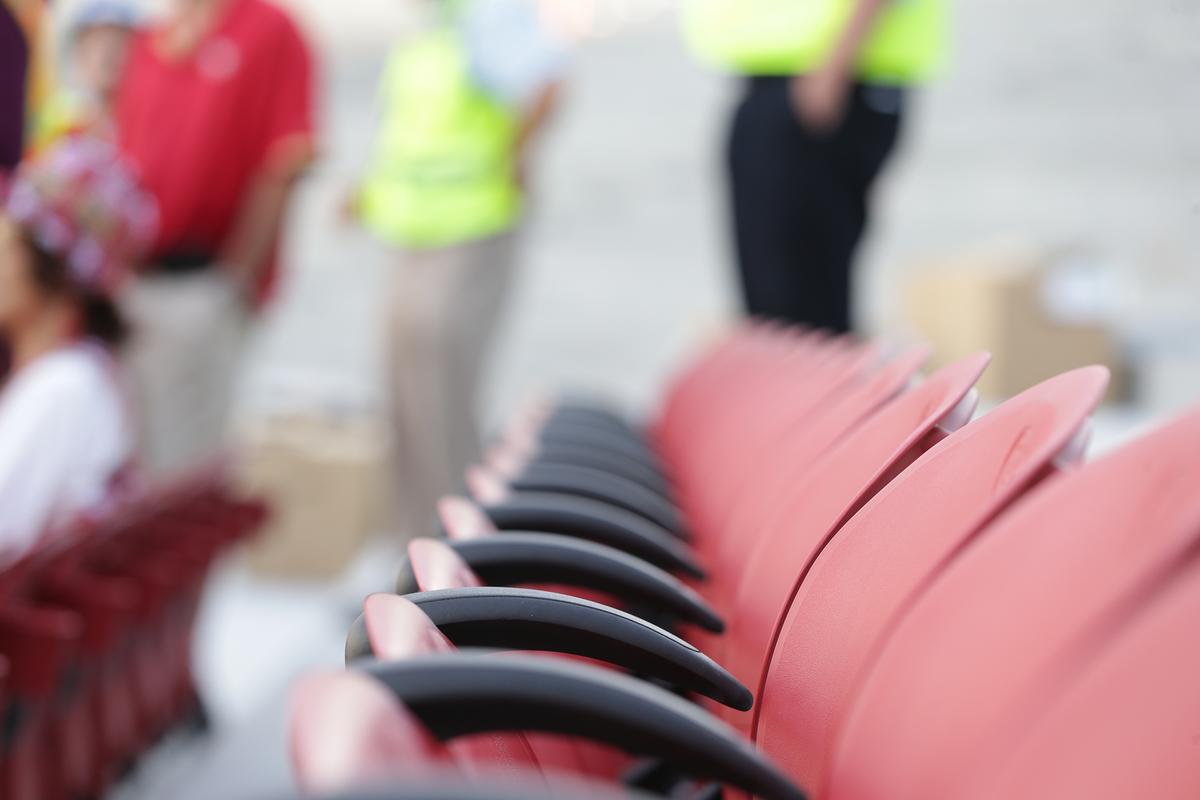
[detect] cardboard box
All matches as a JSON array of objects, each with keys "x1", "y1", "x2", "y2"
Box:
[
  {"x1": 235, "y1": 411, "x2": 389, "y2": 580},
  {"x1": 904, "y1": 244, "x2": 1127, "y2": 402}
]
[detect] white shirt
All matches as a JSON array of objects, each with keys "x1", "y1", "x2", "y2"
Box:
[{"x1": 0, "y1": 343, "x2": 134, "y2": 560}]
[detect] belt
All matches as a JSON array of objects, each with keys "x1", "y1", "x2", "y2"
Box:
[
  {"x1": 747, "y1": 75, "x2": 789, "y2": 91},
  {"x1": 155, "y1": 250, "x2": 217, "y2": 275}
]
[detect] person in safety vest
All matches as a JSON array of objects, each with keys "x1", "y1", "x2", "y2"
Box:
[
  {"x1": 685, "y1": 0, "x2": 948, "y2": 332},
  {"x1": 33, "y1": 1, "x2": 142, "y2": 150},
  {"x1": 347, "y1": 0, "x2": 566, "y2": 541}
]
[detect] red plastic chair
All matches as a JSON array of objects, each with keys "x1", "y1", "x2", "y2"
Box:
[
  {"x1": 515, "y1": 327, "x2": 834, "y2": 506},
  {"x1": 36, "y1": 562, "x2": 140, "y2": 796},
  {"x1": 436, "y1": 494, "x2": 700, "y2": 618},
  {"x1": 653, "y1": 325, "x2": 826, "y2": 468},
  {"x1": 711, "y1": 353, "x2": 989, "y2": 693},
  {"x1": 351, "y1": 594, "x2": 550, "y2": 784},
  {"x1": 753, "y1": 367, "x2": 1109, "y2": 795},
  {"x1": 677, "y1": 341, "x2": 883, "y2": 544},
  {"x1": 291, "y1": 668, "x2": 452, "y2": 795},
  {"x1": 0, "y1": 655, "x2": 7, "y2": 792},
  {"x1": 402, "y1": 538, "x2": 671, "y2": 780},
  {"x1": 0, "y1": 468, "x2": 266, "y2": 800},
  {"x1": 0, "y1": 600, "x2": 82, "y2": 800},
  {"x1": 290, "y1": 663, "x2": 730, "y2": 800},
  {"x1": 703, "y1": 346, "x2": 932, "y2": 604},
  {"x1": 825, "y1": 404, "x2": 1200, "y2": 800},
  {"x1": 965, "y1": 555, "x2": 1200, "y2": 800},
  {"x1": 658, "y1": 330, "x2": 846, "y2": 498},
  {"x1": 316, "y1": 595, "x2": 801, "y2": 800}
]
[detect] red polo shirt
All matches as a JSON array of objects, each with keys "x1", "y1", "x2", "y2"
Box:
[{"x1": 116, "y1": 0, "x2": 316, "y2": 304}]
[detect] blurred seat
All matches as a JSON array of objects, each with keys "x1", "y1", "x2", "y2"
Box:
[
  {"x1": 826, "y1": 404, "x2": 1200, "y2": 800},
  {"x1": 0, "y1": 463, "x2": 268, "y2": 800},
  {"x1": 286, "y1": 321, "x2": 1200, "y2": 800},
  {"x1": 753, "y1": 367, "x2": 1108, "y2": 791},
  {"x1": 295, "y1": 594, "x2": 802, "y2": 800},
  {"x1": 709, "y1": 353, "x2": 987, "y2": 678}
]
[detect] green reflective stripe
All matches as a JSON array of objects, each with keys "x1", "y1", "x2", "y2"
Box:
[
  {"x1": 358, "y1": 29, "x2": 521, "y2": 249},
  {"x1": 683, "y1": 0, "x2": 949, "y2": 84}
]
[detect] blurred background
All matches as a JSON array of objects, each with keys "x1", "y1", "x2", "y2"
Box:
[{"x1": 16, "y1": 0, "x2": 1200, "y2": 796}]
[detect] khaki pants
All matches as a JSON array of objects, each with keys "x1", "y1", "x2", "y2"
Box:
[
  {"x1": 123, "y1": 271, "x2": 249, "y2": 476},
  {"x1": 384, "y1": 232, "x2": 517, "y2": 540}
]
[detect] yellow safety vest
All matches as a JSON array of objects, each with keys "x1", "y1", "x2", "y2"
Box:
[
  {"x1": 683, "y1": 0, "x2": 949, "y2": 85},
  {"x1": 358, "y1": 29, "x2": 521, "y2": 250}
]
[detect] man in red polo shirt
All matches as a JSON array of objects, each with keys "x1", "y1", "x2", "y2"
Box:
[{"x1": 116, "y1": 0, "x2": 316, "y2": 473}]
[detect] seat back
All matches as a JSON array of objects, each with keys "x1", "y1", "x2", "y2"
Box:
[
  {"x1": 716, "y1": 354, "x2": 989, "y2": 716},
  {"x1": 709, "y1": 346, "x2": 931, "y2": 579},
  {"x1": 679, "y1": 341, "x2": 880, "y2": 541},
  {"x1": 755, "y1": 366, "x2": 1109, "y2": 794},
  {"x1": 654, "y1": 326, "x2": 817, "y2": 466},
  {"x1": 825, "y1": 405, "x2": 1200, "y2": 800},
  {"x1": 967, "y1": 555, "x2": 1200, "y2": 800}
]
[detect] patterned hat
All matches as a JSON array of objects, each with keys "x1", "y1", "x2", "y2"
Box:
[{"x1": 3, "y1": 135, "x2": 158, "y2": 297}]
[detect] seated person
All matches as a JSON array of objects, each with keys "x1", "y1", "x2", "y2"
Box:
[{"x1": 0, "y1": 135, "x2": 157, "y2": 560}]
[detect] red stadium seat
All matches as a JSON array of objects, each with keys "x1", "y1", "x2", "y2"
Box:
[
  {"x1": 305, "y1": 595, "x2": 803, "y2": 799},
  {"x1": 676, "y1": 340, "x2": 883, "y2": 542},
  {"x1": 825, "y1": 405, "x2": 1200, "y2": 800},
  {"x1": 754, "y1": 367, "x2": 1109, "y2": 793},
  {"x1": 0, "y1": 464, "x2": 267, "y2": 800},
  {"x1": 291, "y1": 669, "x2": 450, "y2": 795},
  {"x1": 702, "y1": 346, "x2": 932, "y2": 610},
  {"x1": 431, "y1": 496, "x2": 722, "y2": 632},
  {"x1": 965, "y1": 556, "x2": 1200, "y2": 800},
  {"x1": 712, "y1": 353, "x2": 989, "y2": 685}
]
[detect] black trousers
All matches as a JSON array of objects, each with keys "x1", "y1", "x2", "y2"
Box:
[{"x1": 727, "y1": 77, "x2": 905, "y2": 333}]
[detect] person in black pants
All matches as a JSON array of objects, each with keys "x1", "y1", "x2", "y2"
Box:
[{"x1": 728, "y1": 77, "x2": 904, "y2": 333}]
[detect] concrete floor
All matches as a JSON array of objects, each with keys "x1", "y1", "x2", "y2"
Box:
[{"x1": 110, "y1": 1, "x2": 1199, "y2": 796}]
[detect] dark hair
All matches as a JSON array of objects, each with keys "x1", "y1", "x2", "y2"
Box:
[{"x1": 23, "y1": 233, "x2": 129, "y2": 349}]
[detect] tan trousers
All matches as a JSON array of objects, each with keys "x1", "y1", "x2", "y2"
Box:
[
  {"x1": 122, "y1": 271, "x2": 249, "y2": 476},
  {"x1": 384, "y1": 232, "x2": 517, "y2": 540}
]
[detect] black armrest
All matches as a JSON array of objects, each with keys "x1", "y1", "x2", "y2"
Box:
[
  {"x1": 539, "y1": 422, "x2": 662, "y2": 471},
  {"x1": 473, "y1": 494, "x2": 704, "y2": 579},
  {"x1": 359, "y1": 653, "x2": 806, "y2": 800},
  {"x1": 547, "y1": 406, "x2": 645, "y2": 441},
  {"x1": 306, "y1": 774, "x2": 658, "y2": 800},
  {"x1": 394, "y1": 533, "x2": 722, "y2": 633},
  {"x1": 624, "y1": 758, "x2": 721, "y2": 798},
  {"x1": 532, "y1": 445, "x2": 672, "y2": 499},
  {"x1": 351, "y1": 587, "x2": 749, "y2": 710},
  {"x1": 511, "y1": 463, "x2": 687, "y2": 539}
]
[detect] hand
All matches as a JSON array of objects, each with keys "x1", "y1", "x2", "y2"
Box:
[
  {"x1": 789, "y1": 68, "x2": 851, "y2": 135},
  {"x1": 338, "y1": 186, "x2": 362, "y2": 226},
  {"x1": 218, "y1": 260, "x2": 259, "y2": 314},
  {"x1": 514, "y1": 163, "x2": 529, "y2": 194},
  {"x1": 513, "y1": 147, "x2": 531, "y2": 193}
]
